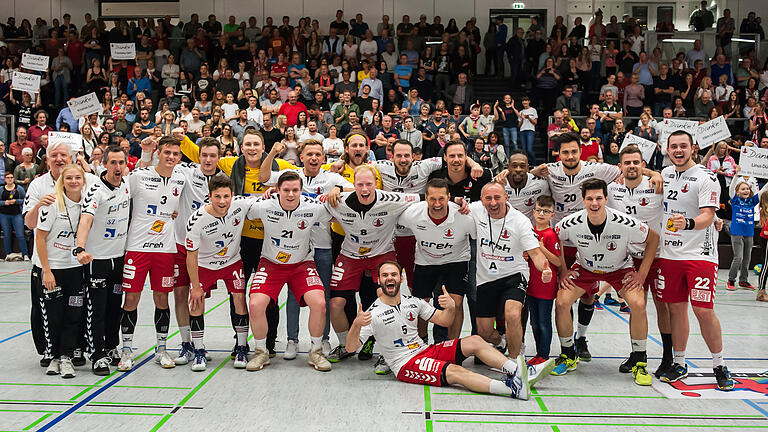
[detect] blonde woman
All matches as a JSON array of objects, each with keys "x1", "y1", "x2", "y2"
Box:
[{"x1": 36, "y1": 164, "x2": 86, "y2": 378}]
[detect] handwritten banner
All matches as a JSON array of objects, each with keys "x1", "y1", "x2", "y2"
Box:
[
  {"x1": 695, "y1": 116, "x2": 731, "y2": 149},
  {"x1": 620, "y1": 134, "x2": 657, "y2": 163},
  {"x1": 11, "y1": 71, "x2": 41, "y2": 93},
  {"x1": 739, "y1": 146, "x2": 768, "y2": 178},
  {"x1": 48, "y1": 131, "x2": 83, "y2": 155},
  {"x1": 21, "y1": 53, "x2": 49, "y2": 72},
  {"x1": 659, "y1": 118, "x2": 699, "y2": 152},
  {"x1": 67, "y1": 92, "x2": 101, "y2": 118},
  {"x1": 110, "y1": 42, "x2": 136, "y2": 60}
]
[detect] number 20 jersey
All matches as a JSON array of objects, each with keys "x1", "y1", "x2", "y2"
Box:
[
  {"x1": 546, "y1": 161, "x2": 620, "y2": 227},
  {"x1": 125, "y1": 166, "x2": 186, "y2": 254}
]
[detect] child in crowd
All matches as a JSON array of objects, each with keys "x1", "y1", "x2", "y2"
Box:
[
  {"x1": 728, "y1": 180, "x2": 759, "y2": 290},
  {"x1": 756, "y1": 191, "x2": 768, "y2": 301}
]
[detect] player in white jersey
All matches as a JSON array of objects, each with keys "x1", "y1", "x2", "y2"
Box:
[
  {"x1": 185, "y1": 176, "x2": 252, "y2": 371},
  {"x1": 117, "y1": 136, "x2": 186, "y2": 372},
  {"x1": 34, "y1": 164, "x2": 87, "y2": 378},
  {"x1": 24, "y1": 141, "x2": 99, "y2": 368},
  {"x1": 323, "y1": 165, "x2": 420, "y2": 369},
  {"x1": 499, "y1": 152, "x2": 550, "y2": 222},
  {"x1": 657, "y1": 130, "x2": 734, "y2": 391},
  {"x1": 346, "y1": 261, "x2": 555, "y2": 399},
  {"x1": 467, "y1": 182, "x2": 553, "y2": 359},
  {"x1": 246, "y1": 171, "x2": 332, "y2": 371},
  {"x1": 553, "y1": 179, "x2": 658, "y2": 385},
  {"x1": 260, "y1": 140, "x2": 352, "y2": 359},
  {"x1": 170, "y1": 137, "x2": 224, "y2": 366},
  {"x1": 398, "y1": 178, "x2": 475, "y2": 342},
  {"x1": 607, "y1": 146, "x2": 672, "y2": 378},
  {"x1": 74, "y1": 146, "x2": 131, "y2": 375}
]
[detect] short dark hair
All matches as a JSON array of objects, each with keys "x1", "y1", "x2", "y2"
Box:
[
  {"x1": 581, "y1": 178, "x2": 607, "y2": 198},
  {"x1": 198, "y1": 136, "x2": 220, "y2": 153},
  {"x1": 103, "y1": 145, "x2": 128, "y2": 164},
  {"x1": 377, "y1": 260, "x2": 402, "y2": 277},
  {"x1": 208, "y1": 174, "x2": 233, "y2": 193},
  {"x1": 443, "y1": 139, "x2": 466, "y2": 155},
  {"x1": 426, "y1": 178, "x2": 450, "y2": 196},
  {"x1": 536, "y1": 195, "x2": 555, "y2": 208},
  {"x1": 277, "y1": 170, "x2": 303, "y2": 189},
  {"x1": 668, "y1": 130, "x2": 694, "y2": 146},
  {"x1": 556, "y1": 131, "x2": 581, "y2": 150},
  {"x1": 619, "y1": 145, "x2": 643, "y2": 161},
  {"x1": 393, "y1": 139, "x2": 413, "y2": 153},
  {"x1": 158, "y1": 136, "x2": 180, "y2": 150}
]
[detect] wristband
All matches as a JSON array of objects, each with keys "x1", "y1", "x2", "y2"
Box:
[
  {"x1": 73, "y1": 247, "x2": 85, "y2": 256},
  {"x1": 684, "y1": 218, "x2": 696, "y2": 230},
  {"x1": 141, "y1": 150, "x2": 152, "y2": 163}
]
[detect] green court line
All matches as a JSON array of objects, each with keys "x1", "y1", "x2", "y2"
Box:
[
  {"x1": 434, "y1": 420, "x2": 768, "y2": 428},
  {"x1": 432, "y1": 392, "x2": 665, "y2": 399},
  {"x1": 112, "y1": 385, "x2": 192, "y2": 390},
  {"x1": 22, "y1": 413, "x2": 51, "y2": 430},
  {"x1": 77, "y1": 411, "x2": 165, "y2": 416},
  {"x1": 531, "y1": 385, "x2": 558, "y2": 432},
  {"x1": 423, "y1": 385, "x2": 433, "y2": 432},
  {"x1": 0, "y1": 382, "x2": 190, "y2": 390},
  {"x1": 0, "y1": 400, "x2": 71, "y2": 404},
  {"x1": 432, "y1": 409, "x2": 764, "y2": 418},
  {"x1": 0, "y1": 409, "x2": 60, "y2": 414}
]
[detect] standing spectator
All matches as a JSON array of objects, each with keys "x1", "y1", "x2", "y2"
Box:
[
  {"x1": 446, "y1": 73, "x2": 475, "y2": 113},
  {"x1": 689, "y1": 1, "x2": 714, "y2": 31},
  {"x1": 51, "y1": 48, "x2": 73, "y2": 107},
  {"x1": 717, "y1": 9, "x2": 736, "y2": 50},
  {"x1": 518, "y1": 97, "x2": 538, "y2": 164},
  {"x1": 0, "y1": 171, "x2": 28, "y2": 260},
  {"x1": 0, "y1": 141, "x2": 18, "y2": 184},
  {"x1": 495, "y1": 95, "x2": 520, "y2": 154},
  {"x1": 727, "y1": 180, "x2": 759, "y2": 290}
]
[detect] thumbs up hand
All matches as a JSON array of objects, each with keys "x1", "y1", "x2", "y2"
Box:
[
  {"x1": 354, "y1": 303, "x2": 372, "y2": 327},
  {"x1": 437, "y1": 286, "x2": 455, "y2": 310}
]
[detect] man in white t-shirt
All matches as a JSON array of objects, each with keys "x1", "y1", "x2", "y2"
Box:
[{"x1": 298, "y1": 120, "x2": 325, "y2": 144}]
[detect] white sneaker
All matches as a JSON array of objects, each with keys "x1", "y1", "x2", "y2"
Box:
[
  {"x1": 308, "y1": 347, "x2": 331, "y2": 371},
  {"x1": 24, "y1": 255, "x2": 31, "y2": 261},
  {"x1": 233, "y1": 346, "x2": 248, "y2": 369},
  {"x1": 528, "y1": 358, "x2": 556, "y2": 388},
  {"x1": 155, "y1": 348, "x2": 176, "y2": 368},
  {"x1": 46, "y1": 358, "x2": 61, "y2": 375},
  {"x1": 284, "y1": 340, "x2": 298, "y2": 360},
  {"x1": 190, "y1": 349, "x2": 207, "y2": 372},
  {"x1": 60, "y1": 356, "x2": 76, "y2": 379},
  {"x1": 117, "y1": 349, "x2": 134, "y2": 372},
  {"x1": 322, "y1": 340, "x2": 332, "y2": 357},
  {"x1": 174, "y1": 342, "x2": 194, "y2": 365},
  {"x1": 504, "y1": 355, "x2": 530, "y2": 400},
  {"x1": 246, "y1": 347, "x2": 270, "y2": 371},
  {"x1": 374, "y1": 356, "x2": 391, "y2": 375}
]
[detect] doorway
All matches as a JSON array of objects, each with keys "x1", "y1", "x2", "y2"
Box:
[{"x1": 490, "y1": 9, "x2": 548, "y2": 37}]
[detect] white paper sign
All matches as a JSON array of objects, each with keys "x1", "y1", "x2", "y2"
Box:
[
  {"x1": 67, "y1": 92, "x2": 101, "y2": 118},
  {"x1": 110, "y1": 43, "x2": 136, "y2": 60},
  {"x1": 11, "y1": 71, "x2": 41, "y2": 93},
  {"x1": 738, "y1": 146, "x2": 768, "y2": 178},
  {"x1": 659, "y1": 118, "x2": 699, "y2": 152},
  {"x1": 48, "y1": 132, "x2": 83, "y2": 157},
  {"x1": 21, "y1": 53, "x2": 49, "y2": 72},
  {"x1": 695, "y1": 116, "x2": 731, "y2": 149},
  {"x1": 620, "y1": 134, "x2": 658, "y2": 163}
]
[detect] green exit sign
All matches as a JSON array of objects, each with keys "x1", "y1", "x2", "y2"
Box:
[{"x1": 512, "y1": 2, "x2": 525, "y2": 9}]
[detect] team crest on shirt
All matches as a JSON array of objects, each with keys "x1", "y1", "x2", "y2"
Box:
[
  {"x1": 639, "y1": 198, "x2": 650, "y2": 206},
  {"x1": 373, "y1": 218, "x2": 384, "y2": 227},
  {"x1": 172, "y1": 188, "x2": 179, "y2": 197},
  {"x1": 297, "y1": 220, "x2": 309, "y2": 230},
  {"x1": 358, "y1": 247, "x2": 371, "y2": 255},
  {"x1": 276, "y1": 251, "x2": 291, "y2": 263},
  {"x1": 500, "y1": 229, "x2": 510, "y2": 239},
  {"x1": 607, "y1": 241, "x2": 617, "y2": 251},
  {"x1": 407, "y1": 312, "x2": 416, "y2": 321},
  {"x1": 233, "y1": 218, "x2": 241, "y2": 226},
  {"x1": 444, "y1": 228, "x2": 454, "y2": 238},
  {"x1": 151, "y1": 220, "x2": 165, "y2": 233},
  {"x1": 681, "y1": 184, "x2": 690, "y2": 193},
  {"x1": 525, "y1": 197, "x2": 535, "y2": 206}
]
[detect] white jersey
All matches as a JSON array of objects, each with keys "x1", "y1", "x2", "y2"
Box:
[
  {"x1": 175, "y1": 162, "x2": 220, "y2": 246},
  {"x1": 264, "y1": 168, "x2": 352, "y2": 250},
  {"x1": 398, "y1": 202, "x2": 475, "y2": 266},
  {"x1": 505, "y1": 173, "x2": 550, "y2": 222},
  {"x1": 468, "y1": 202, "x2": 540, "y2": 286},
  {"x1": 185, "y1": 196, "x2": 252, "y2": 270},
  {"x1": 125, "y1": 166, "x2": 186, "y2": 253},
  {"x1": 607, "y1": 176, "x2": 663, "y2": 259},
  {"x1": 325, "y1": 190, "x2": 420, "y2": 259},
  {"x1": 546, "y1": 161, "x2": 620, "y2": 228},
  {"x1": 81, "y1": 176, "x2": 131, "y2": 259},
  {"x1": 248, "y1": 195, "x2": 331, "y2": 264},
  {"x1": 358, "y1": 295, "x2": 436, "y2": 377},
  {"x1": 555, "y1": 208, "x2": 649, "y2": 273},
  {"x1": 659, "y1": 164, "x2": 719, "y2": 263},
  {"x1": 35, "y1": 196, "x2": 83, "y2": 270},
  {"x1": 375, "y1": 157, "x2": 443, "y2": 236}
]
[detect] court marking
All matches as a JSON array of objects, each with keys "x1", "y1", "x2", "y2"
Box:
[
  {"x1": 0, "y1": 329, "x2": 31, "y2": 344},
  {"x1": 433, "y1": 420, "x2": 768, "y2": 428}
]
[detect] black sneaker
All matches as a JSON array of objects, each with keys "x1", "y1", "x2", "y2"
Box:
[
  {"x1": 230, "y1": 342, "x2": 237, "y2": 360},
  {"x1": 619, "y1": 352, "x2": 647, "y2": 373},
  {"x1": 109, "y1": 348, "x2": 121, "y2": 366},
  {"x1": 654, "y1": 359, "x2": 673, "y2": 379},
  {"x1": 358, "y1": 337, "x2": 375, "y2": 361},
  {"x1": 72, "y1": 349, "x2": 86, "y2": 367},
  {"x1": 660, "y1": 363, "x2": 688, "y2": 383},
  {"x1": 713, "y1": 365, "x2": 734, "y2": 391},
  {"x1": 40, "y1": 354, "x2": 54, "y2": 367},
  {"x1": 92, "y1": 357, "x2": 111, "y2": 376},
  {"x1": 575, "y1": 337, "x2": 591, "y2": 362}
]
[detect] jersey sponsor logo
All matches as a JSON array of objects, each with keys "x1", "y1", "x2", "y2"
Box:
[
  {"x1": 142, "y1": 241, "x2": 164, "y2": 248},
  {"x1": 607, "y1": 241, "x2": 617, "y2": 251},
  {"x1": 191, "y1": 200, "x2": 202, "y2": 210},
  {"x1": 186, "y1": 238, "x2": 194, "y2": 249},
  {"x1": 216, "y1": 247, "x2": 228, "y2": 256},
  {"x1": 500, "y1": 229, "x2": 510, "y2": 239},
  {"x1": 691, "y1": 288, "x2": 712, "y2": 303},
  {"x1": 151, "y1": 220, "x2": 165, "y2": 233},
  {"x1": 233, "y1": 217, "x2": 241, "y2": 226},
  {"x1": 666, "y1": 218, "x2": 678, "y2": 232},
  {"x1": 147, "y1": 204, "x2": 158, "y2": 215},
  {"x1": 276, "y1": 251, "x2": 291, "y2": 263},
  {"x1": 525, "y1": 197, "x2": 535, "y2": 206},
  {"x1": 639, "y1": 198, "x2": 650, "y2": 206},
  {"x1": 407, "y1": 311, "x2": 416, "y2": 321},
  {"x1": 53, "y1": 241, "x2": 72, "y2": 251},
  {"x1": 162, "y1": 276, "x2": 175, "y2": 288},
  {"x1": 306, "y1": 276, "x2": 322, "y2": 286},
  {"x1": 710, "y1": 191, "x2": 718, "y2": 202},
  {"x1": 172, "y1": 187, "x2": 179, "y2": 197},
  {"x1": 105, "y1": 228, "x2": 117, "y2": 238},
  {"x1": 358, "y1": 246, "x2": 371, "y2": 255},
  {"x1": 297, "y1": 220, "x2": 309, "y2": 230},
  {"x1": 123, "y1": 261, "x2": 136, "y2": 279}
]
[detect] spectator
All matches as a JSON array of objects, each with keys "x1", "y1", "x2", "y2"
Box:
[
  {"x1": 446, "y1": 73, "x2": 474, "y2": 113},
  {"x1": 556, "y1": 87, "x2": 580, "y2": 115},
  {"x1": 9, "y1": 127, "x2": 34, "y2": 161},
  {"x1": 690, "y1": 0, "x2": 715, "y2": 31},
  {"x1": 0, "y1": 141, "x2": 18, "y2": 184},
  {"x1": 0, "y1": 171, "x2": 28, "y2": 260}
]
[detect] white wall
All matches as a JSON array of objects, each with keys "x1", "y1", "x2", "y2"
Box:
[{"x1": 8, "y1": 0, "x2": 97, "y2": 28}]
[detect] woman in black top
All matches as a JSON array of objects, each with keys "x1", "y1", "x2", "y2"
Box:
[{"x1": 0, "y1": 172, "x2": 29, "y2": 260}]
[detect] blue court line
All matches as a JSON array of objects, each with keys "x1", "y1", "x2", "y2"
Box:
[
  {"x1": 36, "y1": 354, "x2": 155, "y2": 431},
  {"x1": 0, "y1": 329, "x2": 31, "y2": 344},
  {"x1": 744, "y1": 400, "x2": 768, "y2": 417}
]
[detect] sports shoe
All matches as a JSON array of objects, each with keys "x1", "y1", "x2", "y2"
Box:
[
  {"x1": 268, "y1": 348, "x2": 277, "y2": 358},
  {"x1": 322, "y1": 339, "x2": 332, "y2": 357},
  {"x1": 526, "y1": 356, "x2": 548, "y2": 366},
  {"x1": 308, "y1": 347, "x2": 331, "y2": 372},
  {"x1": 174, "y1": 342, "x2": 195, "y2": 365},
  {"x1": 60, "y1": 356, "x2": 76, "y2": 379},
  {"x1": 603, "y1": 295, "x2": 620, "y2": 306},
  {"x1": 233, "y1": 346, "x2": 248, "y2": 369},
  {"x1": 40, "y1": 353, "x2": 54, "y2": 368},
  {"x1": 117, "y1": 349, "x2": 134, "y2": 372},
  {"x1": 231, "y1": 341, "x2": 250, "y2": 359},
  {"x1": 757, "y1": 289, "x2": 768, "y2": 302},
  {"x1": 46, "y1": 358, "x2": 61, "y2": 375},
  {"x1": 594, "y1": 300, "x2": 603, "y2": 310},
  {"x1": 374, "y1": 356, "x2": 391, "y2": 375},
  {"x1": 620, "y1": 351, "x2": 648, "y2": 373},
  {"x1": 358, "y1": 337, "x2": 375, "y2": 361},
  {"x1": 246, "y1": 347, "x2": 270, "y2": 371},
  {"x1": 230, "y1": 342, "x2": 238, "y2": 360},
  {"x1": 660, "y1": 363, "x2": 688, "y2": 383},
  {"x1": 739, "y1": 282, "x2": 756, "y2": 290},
  {"x1": 92, "y1": 357, "x2": 111, "y2": 376},
  {"x1": 191, "y1": 349, "x2": 207, "y2": 372},
  {"x1": 654, "y1": 359, "x2": 674, "y2": 379},
  {"x1": 726, "y1": 280, "x2": 736, "y2": 291},
  {"x1": 155, "y1": 348, "x2": 176, "y2": 369},
  {"x1": 108, "y1": 348, "x2": 121, "y2": 366},
  {"x1": 551, "y1": 354, "x2": 578, "y2": 376},
  {"x1": 328, "y1": 345, "x2": 354, "y2": 363},
  {"x1": 619, "y1": 356, "x2": 633, "y2": 373},
  {"x1": 632, "y1": 362, "x2": 652, "y2": 386},
  {"x1": 619, "y1": 304, "x2": 631, "y2": 314},
  {"x1": 714, "y1": 365, "x2": 734, "y2": 391},
  {"x1": 575, "y1": 337, "x2": 591, "y2": 362},
  {"x1": 284, "y1": 340, "x2": 298, "y2": 360},
  {"x1": 504, "y1": 355, "x2": 529, "y2": 400},
  {"x1": 528, "y1": 357, "x2": 556, "y2": 387},
  {"x1": 72, "y1": 349, "x2": 86, "y2": 367}
]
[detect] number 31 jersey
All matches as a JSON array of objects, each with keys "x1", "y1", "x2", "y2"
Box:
[
  {"x1": 125, "y1": 166, "x2": 186, "y2": 254},
  {"x1": 185, "y1": 196, "x2": 253, "y2": 270}
]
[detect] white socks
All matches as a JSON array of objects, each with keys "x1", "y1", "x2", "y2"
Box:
[
  {"x1": 673, "y1": 350, "x2": 685, "y2": 365},
  {"x1": 631, "y1": 339, "x2": 647, "y2": 352},
  {"x1": 489, "y1": 379, "x2": 512, "y2": 395},
  {"x1": 336, "y1": 331, "x2": 348, "y2": 347},
  {"x1": 180, "y1": 325, "x2": 191, "y2": 343},
  {"x1": 559, "y1": 336, "x2": 574, "y2": 348},
  {"x1": 575, "y1": 323, "x2": 589, "y2": 339},
  {"x1": 712, "y1": 351, "x2": 724, "y2": 368},
  {"x1": 502, "y1": 359, "x2": 518, "y2": 376},
  {"x1": 311, "y1": 336, "x2": 323, "y2": 351},
  {"x1": 255, "y1": 338, "x2": 267, "y2": 352}
]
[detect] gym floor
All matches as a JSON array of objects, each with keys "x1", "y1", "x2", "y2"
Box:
[{"x1": 0, "y1": 261, "x2": 766, "y2": 431}]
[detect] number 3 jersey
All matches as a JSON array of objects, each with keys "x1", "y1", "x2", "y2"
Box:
[
  {"x1": 555, "y1": 207, "x2": 649, "y2": 273},
  {"x1": 185, "y1": 196, "x2": 253, "y2": 270},
  {"x1": 125, "y1": 166, "x2": 186, "y2": 254},
  {"x1": 659, "y1": 164, "x2": 719, "y2": 264},
  {"x1": 359, "y1": 295, "x2": 436, "y2": 377},
  {"x1": 82, "y1": 175, "x2": 131, "y2": 260}
]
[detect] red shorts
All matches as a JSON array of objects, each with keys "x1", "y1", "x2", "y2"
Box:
[
  {"x1": 394, "y1": 235, "x2": 416, "y2": 289},
  {"x1": 174, "y1": 243, "x2": 190, "y2": 288},
  {"x1": 330, "y1": 251, "x2": 398, "y2": 293},
  {"x1": 568, "y1": 264, "x2": 634, "y2": 296},
  {"x1": 563, "y1": 246, "x2": 578, "y2": 268},
  {"x1": 199, "y1": 260, "x2": 246, "y2": 294},
  {"x1": 249, "y1": 259, "x2": 324, "y2": 306},
  {"x1": 397, "y1": 339, "x2": 460, "y2": 387},
  {"x1": 122, "y1": 251, "x2": 176, "y2": 293},
  {"x1": 633, "y1": 257, "x2": 662, "y2": 301},
  {"x1": 657, "y1": 258, "x2": 718, "y2": 308}
]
